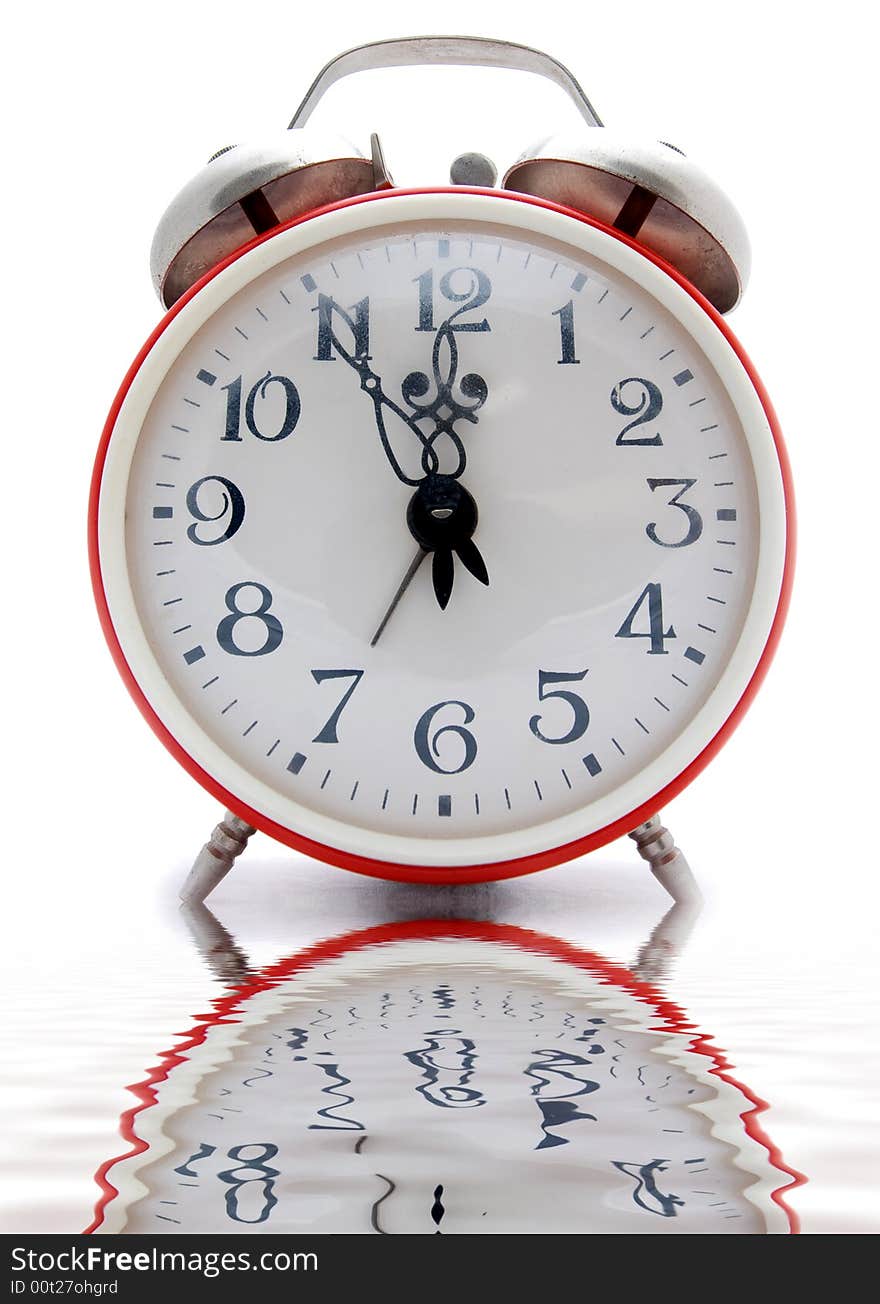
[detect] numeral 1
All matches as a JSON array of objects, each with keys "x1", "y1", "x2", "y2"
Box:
[{"x1": 552, "y1": 301, "x2": 580, "y2": 364}]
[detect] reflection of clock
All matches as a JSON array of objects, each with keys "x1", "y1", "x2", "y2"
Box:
[{"x1": 88, "y1": 922, "x2": 799, "y2": 1234}]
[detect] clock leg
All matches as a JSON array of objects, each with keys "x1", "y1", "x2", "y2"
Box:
[
  {"x1": 628, "y1": 814, "x2": 701, "y2": 904},
  {"x1": 632, "y1": 897, "x2": 703, "y2": 983},
  {"x1": 180, "y1": 809, "x2": 256, "y2": 904},
  {"x1": 179, "y1": 899, "x2": 255, "y2": 982}
]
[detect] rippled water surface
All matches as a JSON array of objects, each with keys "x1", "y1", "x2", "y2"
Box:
[{"x1": 2, "y1": 850, "x2": 876, "y2": 1235}]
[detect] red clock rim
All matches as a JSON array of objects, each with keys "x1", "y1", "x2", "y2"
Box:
[
  {"x1": 88, "y1": 186, "x2": 796, "y2": 885},
  {"x1": 84, "y1": 918, "x2": 803, "y2": 1234}
]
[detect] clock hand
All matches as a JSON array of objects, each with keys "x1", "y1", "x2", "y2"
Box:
[
  {"x1": 370, "y1": 546, "x2": 428, "y2": 647},
  {"x1": 326, "y1": 315, "x2": 489, "y2": 624},
  {"x1": 371, "y1": 478, "x2": 489, "y2": 644},
  {"x1": 328, "y1": 317, "x2": 485, "y2": 486},
  {"x1": 326, "y1": 327, "x2": 438, "y2": 485},
  {"x1": 407, "y1": 476, "x2": 489, "y2": 611}
]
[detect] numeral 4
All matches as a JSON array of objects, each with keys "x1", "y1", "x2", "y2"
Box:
[{"x1": 615, "y1": 583, "x2": 676, "y2": 655}]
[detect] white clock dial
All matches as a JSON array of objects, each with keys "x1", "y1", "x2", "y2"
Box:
[
  {"x1": 93, "y1": 934, "x2": 794, "y2": 1234},
  {"x1": 98, "y1": 193, "x2": 786, "y2": 870}
]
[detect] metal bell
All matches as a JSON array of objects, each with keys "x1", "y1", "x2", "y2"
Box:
[
  {"x1": 503, "y1": 131, "x2": 750, "y2": 313},
  {"x1": 150, "y1": 129, "x2": 378, "y2": 307}
]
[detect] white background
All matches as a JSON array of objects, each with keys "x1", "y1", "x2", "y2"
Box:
[{"x1": 1, "y1": 0, "x2": 877, "y2": 1235}]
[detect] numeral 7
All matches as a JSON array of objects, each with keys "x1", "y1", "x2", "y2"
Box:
[{"x1": 311, "y1": 669, "x2": 365, "y2": 743}]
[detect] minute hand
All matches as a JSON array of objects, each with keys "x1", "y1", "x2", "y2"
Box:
[{"x1": 328, "y1": 331, "x2": 437, "y2": 486}]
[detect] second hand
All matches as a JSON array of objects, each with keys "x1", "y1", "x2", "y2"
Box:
[{"x1": 370, "y1": 547, "x2": 428, "y2": 647}]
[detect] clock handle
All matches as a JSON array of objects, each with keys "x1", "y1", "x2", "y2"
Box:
[{"x1": 289, "y1": 36, "x2": 603, "y2": 130}]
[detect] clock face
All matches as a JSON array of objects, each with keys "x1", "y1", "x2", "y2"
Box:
[
  {"x1": 96, "y1": 192, "x2": 788, "y2": 873},
  {"x1": 91, "y1": 927, "x2": 796, "y2": 1234}
]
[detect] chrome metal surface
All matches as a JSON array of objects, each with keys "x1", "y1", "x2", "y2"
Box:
[
  {"x1": 181, "y1": 810, "x2": 257, "y2": 904},
  {"x1": 289, "y1": 36, "x2": 603, "y2": 129},
  {"x1": 504, "y1": 131, "x2": 750, "y2": 312},
  {"x1": 150, "y1": 130, "x2": 374, "y2": 306},
  {"x1": 628, "y1": 813, "x2": 701, "y2": 903},
  {"x1": 450, "y1": 151, "x2": 498, "y2": 187},
  {"x1": 370, "y1": 131, "x2": 395, "y2": 190}
]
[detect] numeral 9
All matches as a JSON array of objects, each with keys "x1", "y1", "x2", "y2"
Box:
[{"x1": 186, "y1": 475, "x2": 245, "y2": 546}]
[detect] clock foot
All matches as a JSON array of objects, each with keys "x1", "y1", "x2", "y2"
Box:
[
  {"x1": 180, "y1": 810, "x2": 256, "y2": 904},
  {"x1": 628, "y1": 814, "x2": 702, "y2": 904}
]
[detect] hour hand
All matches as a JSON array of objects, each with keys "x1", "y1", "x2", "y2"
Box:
[{"x1": 407, "y1": 477, "x2": 489, "y2": 611}]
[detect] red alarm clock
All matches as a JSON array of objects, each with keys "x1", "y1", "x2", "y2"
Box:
[{"x1": 89, "y1": 39, "x2": 793, "y2": 899}]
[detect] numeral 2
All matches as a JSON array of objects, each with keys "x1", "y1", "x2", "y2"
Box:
[{"x1": 611, "y1": 377, "x2": 663, "y2": 445}]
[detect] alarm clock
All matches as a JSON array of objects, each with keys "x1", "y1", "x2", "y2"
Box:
[
  {"x1": 89, "y1": 38, "x2": 794, "y2": 898},
  {"x1": 86, "y1": 917, "x2": 800, "y2": 1234}
]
